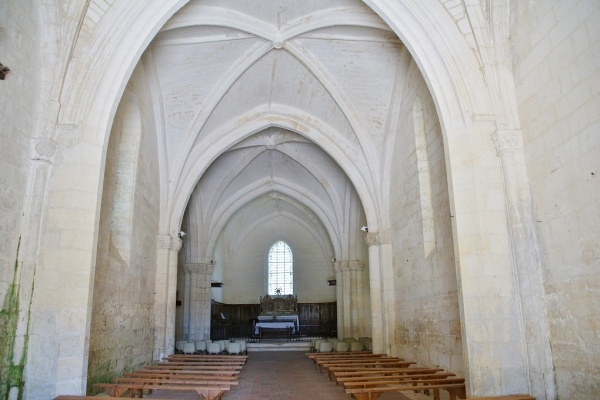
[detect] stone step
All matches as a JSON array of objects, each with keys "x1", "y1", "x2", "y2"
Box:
[{"x1": 247, "y1": 340, "x2": 311, "y2": 352}]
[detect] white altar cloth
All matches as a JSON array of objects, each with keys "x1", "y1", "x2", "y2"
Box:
[
  {"x1": 257, "y1": 315, "x2": 299, "y2": 326},
  {"x1": 255, "y1": 321, "x2": 296, "y2": 334}
]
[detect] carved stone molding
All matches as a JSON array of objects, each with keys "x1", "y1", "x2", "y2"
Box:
[
  {"x1": 157, "y1": 235, "x2": 172, "y2": 249},
  {"x1": 491, "y1": 129, "x2": 524, "y2": 154},
  {"x1": 340, "y1": 261, "x2": 351, "y2": 272},
  {"x1": 184, "y1": 263, "x2": 213, "y2": 275},
  {"x1": 31, "y1": 138, "x2": 57, "y2": 163},
  {"x1": 348, "y1": 261, "x2": 364, "y2": 271},
  {"x1": 364, "y1": 230, "x2": 392, "y2": 247},
  {"x1": 333, "y1": 261, "x2": 343, "y2": 273},
  {"x1": 171, "y1": 237, "x2": 183, "y2": 252}
]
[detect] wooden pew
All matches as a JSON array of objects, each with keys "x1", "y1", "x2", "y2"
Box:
[
  {"x1": 323, "y1": 360, "x2": 416, "y2": 379},
  {"x1": 123, "y1": 371, "x2": 238, "y2": 380},
  {"x1": 345, "y1": 380, "x2": 466, "y2": 400},
  {"x1": 316, "y1": 356, "x2": 405, "y2": 372},
  {"x1": 331, "y1": 367, "x2": 445, "y2": 380},
  {"x1": 335, "y1": 371, "x2": 456, "y2": 386},
  {"x1": 54, "y1": 397, "x2": 174, "y2": 400},
  {"x1": 468, "y1": 396, "x2": 535, "y2": 400},
  {"x1": 94, "y1": 382, "x2": 232, "y2": 399},
  {"x1": 307, "y1": 351, "x2": 377, "y2": 359},
  {"x1": 145, "y1": 364, "x2": 243, "y2": 372},
  {"x1": 308, "y1": 352, "x2": 386, "y2": 367},
  {"x1": 115, "y1": 377, "x2": 239, "y2": 386},
  {"x1": 154, "y1": 360, "x2": 246, "y2": 367},
  {"x1": 92, "y1": 383, "x2": 145, "y2": 397},
  {"x1": 163, "y1": 354, "x2": 248, "y2": 363}
]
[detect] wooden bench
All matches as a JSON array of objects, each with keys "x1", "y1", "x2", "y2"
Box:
[
  {"x1": 155, "y1": 360, "x2": 246, "y2": 367},
  {"x1": 316, "y1": 356, "x2": 403, "y2": 372},
  {"x1": 163, "y1": 354, "x2": 248, "y2": 364},
  {"x1": 116, "y1": 377, "x2": 239, "y2": 386},
  {"x1": 129, "y1": 369, "x2": 240, "y2": 376},
  {"x1": 345, "y1": 380, "x2": 466, "y2": 400},
  {"x1": 324, "y1": 360, "x2": 416, "y2": 379},
  {"x1": 313, "y1": 354, "x2": 391, "y2": 365},
  {"x1": 307, "y1": 351, "x2": 377, "y2": 359},
  {"x1": 54, "y1": 397, "x2": 173, "y2": 400},
  {"x1": 94, "y1": 382, "x2": 231, "y2": 399},
  {"x1": 92, "y1": 383, "x2": 145, "y2": 397},
  {"x1": 124, "y1": 371, "x2": 238, "y2": 380},
  {"x1": 145, "y1": 364, "x2": 243, "y2": 371},
  {"x1": 468, "y1": 396, "x2": 535, "y2": 400},
  {"x1": 331, "y1": 367, "x2": 445, "y2": 380},
  {"x1": 335, "y1": 371, "x2": 456, "y2": 385}
]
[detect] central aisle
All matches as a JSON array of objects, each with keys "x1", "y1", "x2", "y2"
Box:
[{"x1": 146, "y1": 351, "x2": 427, "y2": 400}]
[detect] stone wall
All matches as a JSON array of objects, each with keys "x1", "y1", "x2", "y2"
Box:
[
  {"x1": 510, "y1": 1, "x2": 600, "y2": 398},
  {"x1": 0, "y1": 1, "x2": 40, "y2": 398},
  {"x1": 218, "y1": 215, "x2": 336, "y2": 305},
  {"x1": 87, "y1": 64, "x2": 160, "y2": 392},
  {"x1": 390, "y1": 60, "x2": 463, "y2": 374}
]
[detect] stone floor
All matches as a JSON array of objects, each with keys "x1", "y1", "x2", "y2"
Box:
[{"x1": 145, "y1": 351, "x2": 435, "y2": 400}]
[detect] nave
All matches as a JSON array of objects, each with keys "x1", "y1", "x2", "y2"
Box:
[{"x1": 144, "y1": 351, "x2": 419, "y2": 400}]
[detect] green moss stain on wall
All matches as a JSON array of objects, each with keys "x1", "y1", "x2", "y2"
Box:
[{"x1": 0, "y1": 238, "x2": 27, "y2": 400}]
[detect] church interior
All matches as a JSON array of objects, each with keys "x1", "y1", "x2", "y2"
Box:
[{"x1": 0, "y1": 1, "x2": 598, "y2": 399}]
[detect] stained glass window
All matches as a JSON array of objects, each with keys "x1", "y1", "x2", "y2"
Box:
[{"x1": 268, "y1": 241, "x2": 293, "y2": 295}]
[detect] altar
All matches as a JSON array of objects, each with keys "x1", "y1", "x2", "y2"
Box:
[{"x1": 254, "y1": 294, "x2": 299, "y2": 340}]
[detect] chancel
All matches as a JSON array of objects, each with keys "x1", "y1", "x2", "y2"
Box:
[{"x1": 1, "y1": 1, "x2": 598, "y2": 400}]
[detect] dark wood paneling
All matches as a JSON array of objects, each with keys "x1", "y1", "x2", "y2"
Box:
[{"x1": 210, "y1": 301, "x2": 336, "y2": 340}]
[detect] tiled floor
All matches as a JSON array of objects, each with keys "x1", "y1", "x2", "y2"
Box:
[{"x1": 145, "y1": 351, "x2": 433, "y2": 400}]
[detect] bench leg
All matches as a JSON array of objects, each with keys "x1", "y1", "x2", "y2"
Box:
[{"x1": 195, "y1": 388, "x2": 226, "y2": 400}]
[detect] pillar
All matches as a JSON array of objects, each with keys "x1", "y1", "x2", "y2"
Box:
[
  {"x1": 492, "y1": 130, "x2": 555, "y2": 398},
  {"x1": 12, "y1": 139, "x2": 56, "y2": 399},
  {"x1": 365, "y1": 230, "x2": 393, "y2": 354},
  {"x1": 154, "y1": 235, "x2": 181, "y2": 360},
  {"x1": 334, "y1": 261, "x2": 344, "y2": 339},
  {"x1": 349, "y1": 261, "x2": 365, "y2": 338},
  {"x1": 341, "y1": 261, "x2": 352, "y2": 338},
  {"x1": 183, "y1": 262, "x2": 214, "y2": 340}
]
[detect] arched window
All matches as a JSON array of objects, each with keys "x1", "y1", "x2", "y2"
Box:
[{"x1": 268, "y1": 241, "x2": 293, "y2": 295}]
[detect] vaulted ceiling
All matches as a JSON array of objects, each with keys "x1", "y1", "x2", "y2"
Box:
[{"x1": 143, "y1": 0, "x2": 410, "y2": 258}]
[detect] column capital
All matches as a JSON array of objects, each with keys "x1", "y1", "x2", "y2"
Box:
[
  {"x1": 31, "y1": 138, "x2": 57, "y2": 163},
  {"x1": 157, "y1": 235, "x2": 172, "y2": 249},
  {"x1": 491, "y1": 129, "x2": 524, "y2": 154},
  {"x1": 183, "y1": 263, "x2": 214, "y2": 275},
  {"x1": 157, "y1": 235, "x2": 183, "y2": 251},
  {"x1": 348, "y1": 261, "x2": 364, "y2": 271},
  {"x1": 364, "y1": 230, "x2": 392, "y2": 247},
  {"x1": 171, "y1": 237, "x2": 183, "y2": 252},
  {"x1": 333, "y1": 261, "x2": 343, "y2": 273}
]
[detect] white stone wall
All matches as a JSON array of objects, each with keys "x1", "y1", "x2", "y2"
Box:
[
  {"x1": 511, "y1": 1, "x2": 600, "y2": 398},
  {"x1": 390, "y1": 60, "x2": 463, "y2": 374},
  {"x1": 0, "y1": 2, "x2": 37, "y2": 304},
  {"x1": 219, "y1": 215, "x2": 336, "y2": 304},
  {"x1": 0, "y1": 2, "x2": 41, "y2": 397},
  {"x1": 87, "y1": 64, "x2": 160, "y2": 391}
]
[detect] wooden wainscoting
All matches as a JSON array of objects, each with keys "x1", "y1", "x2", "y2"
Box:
[{"x1": 210, "y1": 301, "x2": 336, "y2": 340}]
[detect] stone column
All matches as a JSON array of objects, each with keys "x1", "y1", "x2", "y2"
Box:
[
  {"x1": 341, "y1": 261, "x2": 352, "y2": 338},
  {"x1": 492, "y1": 130, "x2": 555, "y2": 398},
  {"x1": 154, "y1": 235, "x2": 181, "y2": 360},
  {"x1": 334, "y1": 261, "x2": 344, "y2": 339},
  {"x1": 365, "y1": 230, "x2": 393, "y2": 354},
  {"x1": 183, "y1": 262, "x2": 214, "y2": 340},
  {"x1": 11, "y1": 139, "x2": 56, "y2": 399},
  {"x1": 349, "y1": 261, "x2": 364, "y2": 338}
]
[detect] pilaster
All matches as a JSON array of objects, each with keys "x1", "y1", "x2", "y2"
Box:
[
  {"x1": 183, "y1": 262, "x2": 214, "y2": 340},
  {"x1": 364, "y1": 230, "x2": 393, "y2": 354},
  {"x1": 13, "y1": 139, "x2": 56, "y2": 399},
  {"x1": 334, "y1": 261, "x2": 344, "y2": 339},
  {"x1": 492, "y1": 129, "x2": 555, "y2": 398},
  {"x1": 154, "y1": 235, "x2": 182, "y2": 360}
]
